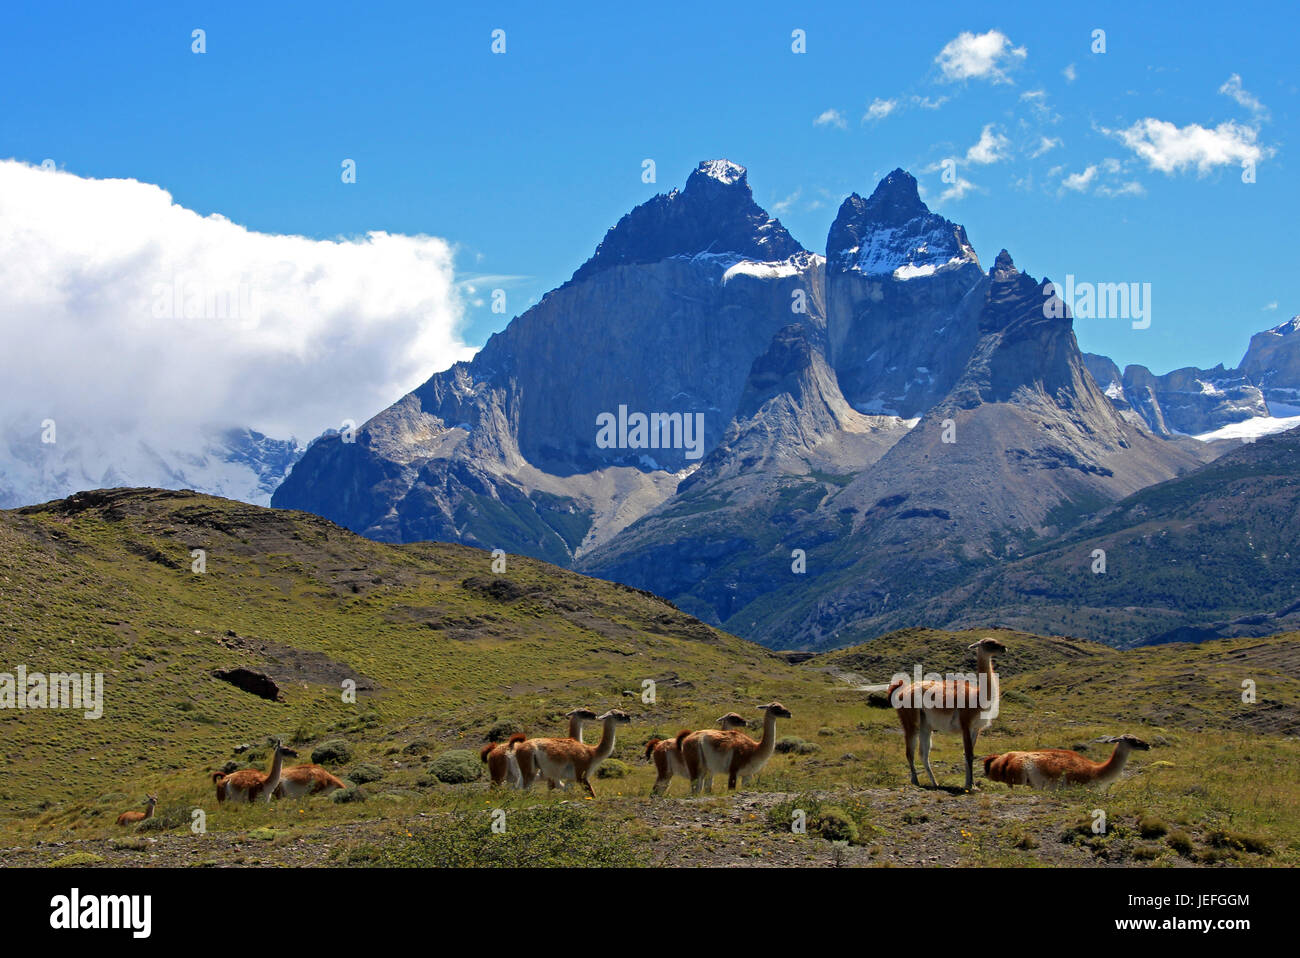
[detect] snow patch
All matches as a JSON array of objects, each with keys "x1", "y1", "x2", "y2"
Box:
[{"x1": 1193, "y1": 416, "x2": 1300, "y2": 442}]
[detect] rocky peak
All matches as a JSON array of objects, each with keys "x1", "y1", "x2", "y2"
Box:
[
  {"x1": 826, "y1": 168, "x2": 977, "y2": 277},
  {"x1": 567, "y1": 160, "x2": 805, "y2": 285}
]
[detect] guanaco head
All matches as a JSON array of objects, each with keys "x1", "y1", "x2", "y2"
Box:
[
  {"x1": 271, "y1": 738, "x2": 298, "y2": 758},
  {"x1": 968, "y1": 637, "x2": 1008, "y2": 657},
  {"x1": 757, "y1": 702, "x2": 792, "y2": 719},
  {"x1": 1105, "y1": 734, "x2": 1150, "y2": 751},
  {"x1": 146, "y1": 794, "x2": 158, "y2": 807},
  {"x1": 566, "y1": 707, "x2": 599, "y2": 722},
  {"x1": 597, "y1": 708, "x2": 632, "y2": 725},
  {"x1": 717, "y1": 712, "x2": 748, "y2": 729}
]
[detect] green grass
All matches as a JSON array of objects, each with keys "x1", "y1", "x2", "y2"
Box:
[{"x1": 1, "y1": 488, "x2": 1297, "y2": 868}]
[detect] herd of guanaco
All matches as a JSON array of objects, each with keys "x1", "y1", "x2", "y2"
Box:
[{"x1": 114, "y1": 637, "x2": 1150, "y2": 823}]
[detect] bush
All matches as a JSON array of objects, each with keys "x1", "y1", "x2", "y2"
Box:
[
  {"x1": 311, "y1": 740, "x2": 353, "y2": 765},
  {"x1": 137, "y1": 803, "x2": 191, "y2": 833},
  {"x1": 1207, "y1": 829, "x2": 1271, "y2": 856},
  {"x1": 1166, "y1": 830, "x2": 1194, "y2": 856},
  {"x1": 486, "y1": 719, "x2": 523, "y2": 742},
  {"x1": 377, "y1": 805, "x2": 639, "y2": 867},
  {"x1": 597, "y1": 759, "x2": 630, "y2": 779},
  {"x1": 428, "y1": 749, "x2": 483, "y2": 784},
  {"x1": 775, "y1": 736, "x2": 819, "y2": 755},
  {"x1": 815, "y1": 807, "x2": 859, "y2": 844},
  {"x1": 1138, "y1": 816, "x2": 1167, "y2": 839},
  {"x1": 49, "y1": 852, "x2": 105, "y2": 867},
  {"x1": 331, "y1": 786, "x2": 366, "y2": 804},
  {"x1": 348, "y1": 763, "x2": 385, "y2": 784}
]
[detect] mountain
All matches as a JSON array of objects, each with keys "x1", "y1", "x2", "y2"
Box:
[
  {"x1": 825, "y1": 170, "x2": 986, "y2": 417},
  {"x1": 582, "y1": 249, "x2": 1203, "y2": 647},
  {"x1": 1088, "y1": 315, "x2": 1300, "y2": 439},
  {"x1": 274, "y1": 160, "x2": 825, "y2": 564},
  {"x1": 904, "y1": 425, "x2": 1300, "y2": 646},
  {"x1": 0, "y1": 423, "x2": 302, "y2": 510}
]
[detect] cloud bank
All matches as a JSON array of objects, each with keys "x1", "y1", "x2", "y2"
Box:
[{"x1": 0, "y1": 160, "x2": 474, "y2": 445}]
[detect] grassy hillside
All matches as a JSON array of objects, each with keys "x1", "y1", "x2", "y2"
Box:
[{"x1": 0, "y1": 489, "x2": 1296, "y2": 868}]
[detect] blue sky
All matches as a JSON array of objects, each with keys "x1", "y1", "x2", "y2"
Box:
[{"x1": 2, "y1": 0, "x2": 1295, "y2": 375}]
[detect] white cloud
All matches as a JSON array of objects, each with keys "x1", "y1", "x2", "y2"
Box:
[
  {"x1": 935, "y1": 30, "x2": 1026, "y2": 83},
  {"x1": 1030, "y1": 135, "x2": 1062, "y2": 158},
  {"x1": 1219, "y1": 74, "x2": 1269, "y2": 119},
  {"x1": 965, "y1": 124, "x2": 1011, "y2": 164},
  {"x1": 771, "y1": 189, "x2": 801, "y2": 215},
  {"x1": 1061, "y1": 166, "x2": 1098, "y2": 192},
  {"x1": 864, "y1": 98, "x2": 897, "y2": 122},
  {"x1": 912, "y1": 95, "x2": 949, "y2": 110},
  {"x1": 1096, "y1": 180, "x2": 1145, "y2": 197},
  {"x1": 938, "y1": 177, "x2": 977, "y2": 203},
  {"x1": 1106, "y1": 118, "x2": 1272, "y2": 175},
  {"x1": 0, "y1": 160, "x2": 473, "y2": 446},
  {"x1": 814, "y1": 108, "x2": 847, "y2": 129},
  {"x1": 1062, "y1": 63, "x2": 1077, "y2": 83},
  {"x1": 1264, "y1": 301, "x2": 1279, "y2": 311}
]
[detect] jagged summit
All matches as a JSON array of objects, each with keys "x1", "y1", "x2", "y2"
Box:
[
  {"x1": 826, "y1": 168, "x2": 978, "y2": 278},
  {"x1": 567, "y1": 159, "x2": 804, "y2": 285},
  {"x1": 990, "y1": 248, "x2": 1017, "y2": 278}
]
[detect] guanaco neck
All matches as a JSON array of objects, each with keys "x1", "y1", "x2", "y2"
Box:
[
  {"x1": 1098, "y1": 741, "x2": 1133, "y2": 777},
  {"x1": 567, "y1": 716, "x2": 585, "y2": 743},
  {"x1": 591, "y1": 718, "x2": 618, "y2": 761},
  {"x1": 977, "y1": 650, "x2": 1000, "y2": 712},
  {"x1": 266, "y1": 746, "x2": 285, "y2": 788},
  {"x1": 754, "y1": 710, "x2": 779, "y2": 759},
  {"x1": 144, "y1": 802, "x2": 155, "y2": 820}
]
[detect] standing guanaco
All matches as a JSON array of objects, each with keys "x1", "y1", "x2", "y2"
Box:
[
  {"x1": 511, "y1": 708, "x2": 631, "y2": 798},
  {"x1": 889, "y1": 637, "x2": 1006, "y2": 791},
  {"x1": 681, "y1": 702, "x2": 791, "y2": 794},
  {"x1": 481, "y1": 708, "x2": 597, "y2": 787},
  {"x1": 645, "y1": 712, "x2": 748, "y2": 796}
]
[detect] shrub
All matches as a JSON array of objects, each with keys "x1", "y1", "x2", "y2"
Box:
[
  {"x1": 137, "y1": 803, "x2": 191, "y2": 833},
  {"x1": 377, "y1": 805, "x2": 639, "y2": 867},
  {"x1": 486, "y1": 719, "x2": 523, "y2": 742},
  {"x1": 49, "y1": 852, "x2": 105, "y2": 867},
  {"x1": 348, "y1": 763, "x2": 385, "y2": 784},
  {"x1": 428, "y1": 749, "x2": 482, "y2": 784},
  {"x1": 331, "y1": 786, "x2": 366, "y2": 804},
  {"x1": 1166, "y1": 830, "x2": 1194, "y2": 856},
  {"x1": 1207, "y1": 829, "x2": 1271, "y2": 856},
  {"x1": 775, "y1": 736, "x2": 819, "y2": 755},
  {"x1": 815, "y1": 807, "x2": 859, "y2": 844},
  {"x1": 597, "y1": 759, "x2": 630, "y2": 779},
  {"x1": 1138, "y1": 816, "x2": 1168, "y2": 839},
  {"x1": 311, "y1": 740, "x2": 353, "y2": 765}
]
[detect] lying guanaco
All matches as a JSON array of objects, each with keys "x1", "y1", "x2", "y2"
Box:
[
  {"x1": 115, "y1": 794, "x2": 157, "y2": 826},
  {"x1": 983, "y1": 734, "x2": 1151, "y2": 789},
  {"x1": 212, "y1": 738, "x2": 296, "y2": 804},
  {"x1": 645, "y1": 712, "x2": 748, "y2": 796}
]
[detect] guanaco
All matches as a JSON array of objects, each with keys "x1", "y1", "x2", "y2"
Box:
[
  {"x1": 512, "y1": 708, "x2": 631, "y2": 798},
  {"x1": 645, "y1": 712, "x2": 748, "y2": 796},
  {"x1": 273, "y1": 763, "x2": 348, "y2": 799},
  {"x1": 984, "y1": 734, "x2": 1151, "y2": 789},
  {"x1": 682, "y1": 702, "x2": 791, "y2": 794},
  {"x1": 889, "y1": 637, "x2": 1006, "y2": 790},
  {"x1": 212, "y1": 738, "x2": 296, "y2": 804},
  {"x1": 115, "y1": 794, "x2": 157, "y2": 826},
  {"x1": 481, "y1": 708, "x2": 596, "y2": 787}
]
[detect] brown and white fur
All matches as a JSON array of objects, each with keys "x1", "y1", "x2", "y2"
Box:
[
  {"x1": 645, "y1": 712, "x2": 748, "y2": 796},
  {"x1": 889, "y1": 637, "x2": 1006, "y2": 791},
  {"x1": 212, "y1": 738, "x2": 296, "y2": 804},
  {"x1": 482, "y1": 708, "x2": 596, "y2": 787},
  {"x1": 115, "y1": 794, "x2": 157, "y2": 826},
  {"x1": 512, "y1": 709, "x2": 632, "y2": 798},
  {"x1": 984, "y1": 734, "x2": 1151, "y2": 790},
  {"x1": 273, "y1": 763, "x2": 348, "y2": 799},
  {"x1": 682, "y1": 702, "x2": 791, "y2": 794}
]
